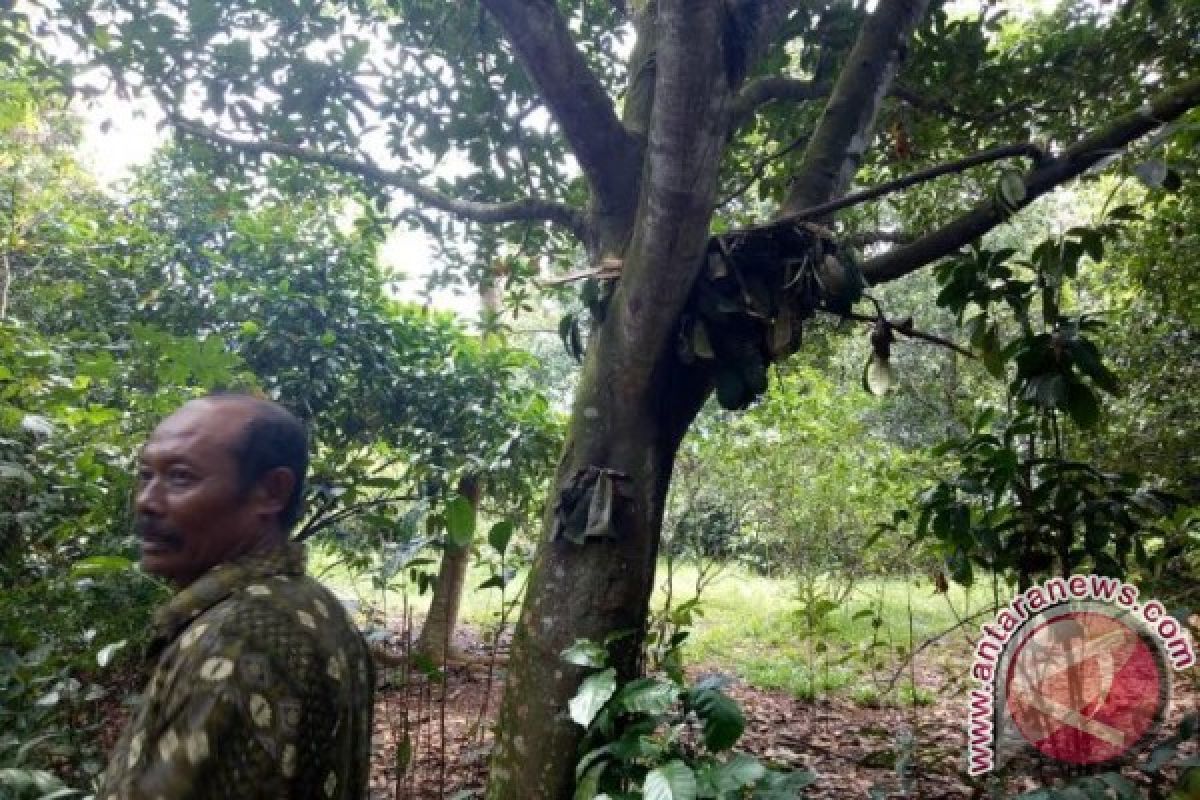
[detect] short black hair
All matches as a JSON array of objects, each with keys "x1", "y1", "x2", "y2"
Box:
[{"x1": 213, "y1": 395, "x2": 309, "y2": 531}]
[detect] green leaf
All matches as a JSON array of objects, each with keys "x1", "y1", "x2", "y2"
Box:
[
  {"x1": 614, "y1": 678, "x2": 679, "y2": 715},
  {"x1": 1133, "y1": 159, "x2": 1168, "y2": 188},
  {"x1": 644, "y1": 760, "x2": 697, "y2": 800},
  {"x1": 569, "y1": 668, "x2": 617, "y2": 728},
  {"x1": 610, "y1": 724, "x2": 665, "y2": 762},
  {"x1": 714, "y1": 753, "x2": 767, "y2": 793},
  {"x1": 0, "y1": 462, "x2": 33, "y2": 484},
  {"x1": 1068, "y1": 338, "x2": 1120, "y2": 395},
  {"x1": 96, "y1": 640, "x2": 127, "y2": 667},
  {"x1": 1063, "y1": 380, "x2": 1101, "y2": 429},
  {"x1": 487, "y1": 519, "x2": 514, "y2": 554},
  {"x1": 997, "y1": 171, "x2": 1026, "y2": 209},
  {"x1": 562, "y1": 639, "x2": 608, "y2": 668},
  {"x1": 753, "y1": 769, "x2": 817, "y2": 799},
  {"x1": 1080, "y1": 230, "x2": 1104, "y2": 263},
  {"x1": 34, "y1": 691, "x2": 59, "y2": 708},
  {"x1": 36, "y1": 787, "x2": 82, "y2": 799},
  {"x1": 688, "y1": 688, "x2": 745, "y2": 752},
  {"x1": 476, "y1": 575, "x2": 506, "y2": 590},
  {"x1": 1097, "y1": 772, "x2": 1139, "y2": 799},
  {"x1": 70, "y1": 556, "x2": 134, "y2": 578},
  {"x1": 576, "y1": 745, "x2": 614, "y2": 782},
  {"x1": 0, "y1": 769, "x2": 64, "y2": 793},
  {"x1": 444, "y1": 494, "x2": 476, "y2": 549},
  {"x1": 574, "y1": 759, "x2": 607, "y2": 800}
]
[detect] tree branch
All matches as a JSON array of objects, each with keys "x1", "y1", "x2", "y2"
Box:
[
  {"x1": 765, "y1": 143, "x2": 1046, "y2": 227},
  {"x1": 730, "y1": 77, "x2": 829, "y2": 130},
  {"x1": 781, "y1": 0, "x2": 931, "y2": 214},
  {"x1": 612, "y1": 0, "x2": 732, "y2": 389},
  {"x1": 478, "y1": 0, "x2": 640, "y2": 216},
  {"x1": 863, "y1": 76, "x2": 1200, "y2": 284},
  {"x1": 294, "y1": 494, "x2": 420, "y2": 541},
  {"x1": 171, "y1": 116, "x2": 587, "y2": 239},
  {"x1": 893, "y1": 84, "x2": 1071, "y2": 125},
  {"x1": 846, "y1": 230, "x2": 915, "y2": 247},
  {"x1": 837, "y1": 311, "x2": 976, "y2": 359},
  {"x1": 732, "y1": 79, "x2": 984, "y2": 135}
]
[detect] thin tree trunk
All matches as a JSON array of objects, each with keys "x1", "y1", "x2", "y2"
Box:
[
  {"x1": 415, "y1": 276, "x2": 502, "y2": 665},
  {"x1": 415, "y1": 474, "x2": 482, "y2": 664}
]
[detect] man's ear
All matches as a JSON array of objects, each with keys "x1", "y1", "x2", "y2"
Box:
[{"x1": 254, "y1": 467, "x2": 296, "y2": 518}]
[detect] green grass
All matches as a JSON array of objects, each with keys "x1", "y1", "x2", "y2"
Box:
[
  {"x1": 313, "y1": 547, "x2": 1000, "y2": 703},
  {"x1": 653, "y1": 562, "x2": 1000, "y2": 702}
]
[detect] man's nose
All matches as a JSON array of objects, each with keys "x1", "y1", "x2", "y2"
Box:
[{"x1": 136, "y1": 477, "x2": 164, "y2": 515}]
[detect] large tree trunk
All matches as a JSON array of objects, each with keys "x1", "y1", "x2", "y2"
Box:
[
  {"x1": 487, "y1": 344, "x2": 710, "y2": 797},
  {"x1": 487, "y1": 2, "x2": 732, "y2": 796}
]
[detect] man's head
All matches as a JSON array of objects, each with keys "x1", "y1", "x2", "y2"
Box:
[{"x1": 135, "y1": 395, "x2": 308, "y2": 587}]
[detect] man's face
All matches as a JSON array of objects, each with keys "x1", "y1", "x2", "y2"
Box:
[{"x1": 135, "y1": 400, "x2": 263, "y2": 587}]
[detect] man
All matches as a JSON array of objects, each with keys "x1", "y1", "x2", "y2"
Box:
[{"x1": 98, "y1": 394, "x2": 374, "y2": 800}]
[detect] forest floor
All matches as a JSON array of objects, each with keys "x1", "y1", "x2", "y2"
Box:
[{"x1": 365, "y1": 620, "x2": 1200, "y2": 800}]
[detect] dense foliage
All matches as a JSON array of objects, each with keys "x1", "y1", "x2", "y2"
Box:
[{"x1": 0, "y1": 59, "x2": 562, "y2": 797}]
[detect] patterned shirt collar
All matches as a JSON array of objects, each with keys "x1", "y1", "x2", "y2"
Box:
[{"x1": 148, "y1": 542, "x2": 308, "y2": 655}]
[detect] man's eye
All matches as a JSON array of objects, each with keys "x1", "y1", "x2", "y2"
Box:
[
  {"x1": 137, "y1": 468, "x2": 154, "y2": 484},
  {"x1": 166, "y1": 468, "x2": 197, "y2": 486}
]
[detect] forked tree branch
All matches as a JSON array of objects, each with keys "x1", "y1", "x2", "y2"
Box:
[
  {"x1": 730, "y1": 77, "x2": 829, "y2": 130},
  {"x1": 863, "y1": 76, "x2": 1200, "y2": 284},
  {"x1": 171, "y1": 117, "x2": 588, "y2": 239},
  {"x1": 781, "y1": 0, "x2": 931, "y2": 214},
  {"x1": 478, "y1": 0, "x2": 640, "y2": 215}
]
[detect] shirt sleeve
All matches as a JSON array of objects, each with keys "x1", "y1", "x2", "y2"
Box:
[{"x1": 112, "y1": 606, "x2": 338, "y2": 800}]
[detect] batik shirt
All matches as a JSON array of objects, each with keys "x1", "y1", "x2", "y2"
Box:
[{"x1": 97, "y1": 543, "x2": 374, "y2": 800}]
